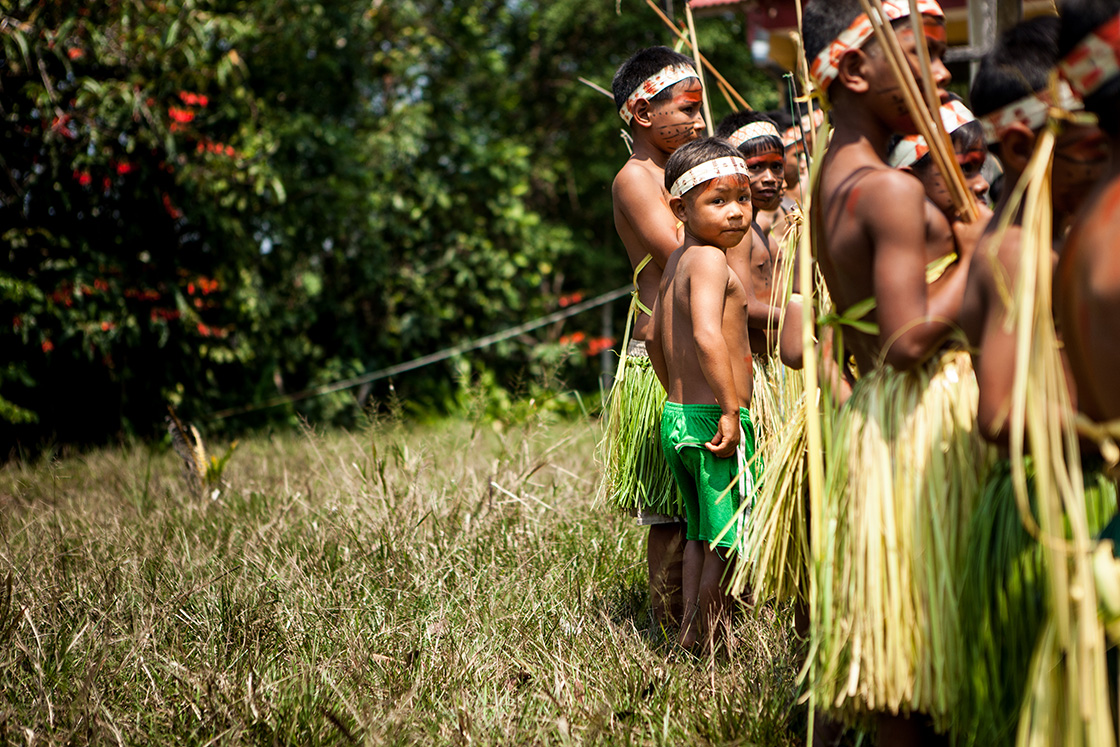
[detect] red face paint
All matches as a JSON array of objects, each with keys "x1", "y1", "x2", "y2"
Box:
[{"x1": 923, "y1": 19, "x2": 947, "y2": 44}]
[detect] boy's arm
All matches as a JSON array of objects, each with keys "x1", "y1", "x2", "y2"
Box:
[
  {"x1": 968, "y1": 241, "x2": 1017, "y2": 445},
  {"x1": 613, "y1": 167, "x2": 683, "y2": 269},
  {"x1": 866, "y1": 173, "x2": 969, "y2": 370},
  {"x1": 689, "y1": 250, "x2": 741, "y2": 458}
]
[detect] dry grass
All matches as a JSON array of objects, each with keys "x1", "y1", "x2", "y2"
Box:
[{"x1": 0, "y1": 411, "x2": 806, "y2": 745}]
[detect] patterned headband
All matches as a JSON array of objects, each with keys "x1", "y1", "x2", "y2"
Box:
[
  {"x1": 810, "y1": 0, "x2": 945, "y2": 92},
  {"x1": 889, "y1": 98, "x2": 975, "y2": 168},
  {"x1": 977, "y1": 79, "x2": 1085, "y2": 145},
  {"x1": 670, "y1": 156, "x2": 750, "y2": 197},
  {"x1": 619, "y1": 63, "x2": 699, "y2": 125},
  {"x1": 1058, "y1": 11, "x2": 1120, "y2": 100},
  {"x1": 727, "y1": 121, "x2": 782, "y2": 148}
]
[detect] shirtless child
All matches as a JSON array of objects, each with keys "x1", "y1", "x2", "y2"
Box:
[
  {"x1": 715, "y1": 112, "x2": 788, "y2": 358},
  {"x1": 1055, "y1": 0, "x2": 1120, "y2": 429},
  {"x1": 801, "y1": 0, "x2": 990, "y2": 741},
  {"x1": 601, "y1": 47, "x2": 705, "y2": 628},
  {"x1": 646, "y1": 139, "x2": 758, "y2": 650}
]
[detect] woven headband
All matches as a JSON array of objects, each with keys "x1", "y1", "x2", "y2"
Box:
[
  {"x1": 889, "y1": 98, "x2": 975, "y2": 168},
  {"x1": 727, "y1": 121, "x2": 782, "y2": 148},
  {"x1": 619, "y1": 63, "x2": 699, "y2": 125},
  {"x1": 1058, "y1": 11, "x2": 1120, "y2": 100},
  {"x1": 670, "y1": 156, "x2": 750, "y2": 197},
  {"x1": 977, "y1": 79, "x2": 1085, "y2": 144},
  {"x1": 810, "y1": 0, "x2": 945, "y2": 92}
]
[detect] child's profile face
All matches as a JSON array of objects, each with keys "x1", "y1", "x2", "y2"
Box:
[
  {"x1": 743, "y1": 147, "x2": 785, "y2": 211},
  {"x1": 866, "y1": 18, "x2": 951, "y2": 135},
  {"x1": 647, "y1": 79, "x2": 706, "y2": 153},
  {"x1": 1052, "y1": 122, "x2": 1110, "y2": 221},
  {"x1": 913, "y1": 144, "x2": 988, "y2": 218},
  {"x1": 676, "y1": 174, "x2": 751, "y2": 249}
]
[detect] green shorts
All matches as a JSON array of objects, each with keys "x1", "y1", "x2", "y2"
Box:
[{"x1": 660, "y1": 402, "x2": 759, "y2": 550}]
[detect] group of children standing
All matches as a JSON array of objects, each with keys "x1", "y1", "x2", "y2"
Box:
[{"x1": 598, "y1": 0, "x2": 1120, "y2": 743}]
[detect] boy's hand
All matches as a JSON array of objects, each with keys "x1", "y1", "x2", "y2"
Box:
[
  {"x1": 705, "y1": 412, "x2": 741, "y2": 458},
  {"x1": 951, "y1": 205, "x2": 994, "y2": 261}
]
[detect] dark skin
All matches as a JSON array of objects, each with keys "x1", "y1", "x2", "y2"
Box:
[
  {"x1": 960, "y1": 121, "x2": 1109, "y2": 445},
  {"x1": 815, "y1": 18, "x2": 986, "y2": 747},
  {"x1": 1056, "y1": 126, "x2": 1120, "y2": 425},
  {"x1": 611, "y1": 76, "x2": 706, "y2": 629},
  {"x1": 647, "y1": 173, "x2": 755, "y2": 650},
  {"x1": 815, "y1": 21, "x2": 985, "y2": 377},
  {"x1": 727, "y1": 148, "x2": 787, "y2": 357}
]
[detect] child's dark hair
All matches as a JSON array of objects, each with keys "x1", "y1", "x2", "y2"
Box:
[
  {"x1": 715, "y1": 111, "x2": 786, "y2": 157},
  {"x1": 664, "y1": 138, "x2": 744, "y2": 196},
  {"x1": 764, "y1": 108, "x2": 794, "y2": 132},
  {"x1": 802, "y1": 0, "x2": 865, "y2": 62},
  {"x1": 611, "y1": 47, "x2": 698, "y2": 114},
  {"x1": 1058, "y1": 0, "x2": 1120, "y2": 136},
  {"x1": 969, "y1": 17, "x2": 1061, "y2": 119}
]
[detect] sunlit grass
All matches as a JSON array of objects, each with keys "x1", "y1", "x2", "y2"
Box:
[{"x1": 0, "y1": 411, "x2": 805, "y2": 745}]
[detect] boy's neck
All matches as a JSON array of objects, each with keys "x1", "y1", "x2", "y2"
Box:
[
  {"x1": 828, "y1": 91, "x2": 896, "y2": 164},
  {"x1": 630, "y1": 132, "x2": 671, "y2": 169},
  {"x1": 682, "y1": 230, "x2": 728, "y2": 253}
]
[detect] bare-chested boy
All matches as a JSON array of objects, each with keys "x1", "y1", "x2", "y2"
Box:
[
  {"x1": 951, "y1": 17, "x2": 1113, "y2": 744},
  {"x1": 801, "y1": 0, "x2": 992, "y2": 741},
  {"x1": 716, "y1": 112, "x2": 788, "y2": 359},
  {"x1": 646, "y1": 138, "x2": 758, "y2": 650},
  {"x1": 1055, "y1": 0, "x2": 1120, "y2": 430},
  {"x1": 600, "y1": 47, "x2": 704, "y2": 629}
]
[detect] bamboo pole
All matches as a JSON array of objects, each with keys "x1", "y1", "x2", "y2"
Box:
[
  {"x1": 643, "y1": 0, "x2": 752, "y2": 111},
  {"x1": 684, "y1": 0, "x2": 715, "y2": 136},
  {"x1": 856, "y1": 0, "x2": 979, "y2": 221}
]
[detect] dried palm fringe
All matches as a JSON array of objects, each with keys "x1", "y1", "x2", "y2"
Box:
[
  {"x1": 597, "y1": 354, "x2": 678, "y2": 515},
  {"x1": 998, "y1": 122, "x2": 1116, "y2": 747},
  {"x1": 959, "y1": 460, "x2": 1118, "y2": 746},
  {"x1": 808, "y1": 349, "x2": 993, "y2": 729}
]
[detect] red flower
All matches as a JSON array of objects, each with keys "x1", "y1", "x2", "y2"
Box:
[
  {"x1": 102, "y1": 176, "x2": 111, "y2": 191},
  {"x1": 66, "y1": 47, "x2": 84, "y2": 60},
  {"x1": 41, "y1": 340, "x2": 54, "y2": 353},
  {"x1": 73, "y1": 170, "x2": 91, "y2": 186},
  {"x1": 162, "y1": 193, "x2": 182, "y2": 220},
  {"x1": 94, "y1": 278, "x2": 109, "y2": 292},
  {"x1": 224, "y1": 145, "x2": 235, "y2": 157},
  {"x1": 115, "y1": 161, "x2": 133, "y2": 175},
  {"x1": 100, "y1": 321, "x2": 115, "y2": 331},
  {"x1": 587, "y1": 336, "x2": 616, "y2": 356},
  {"x1": 197, "y1": 95, "x2": 209, "y2": 107},
  {"x1": 197, "y1": 323, "x2": 212, "y2": 337},
  {"x1": 558, "y1": 292, "x2": 584, "y2": 308},
  {"x1": 12, "y1": 316, "x2": 22, "y2": 329},
  {"x1": 168, "y1": 107, "x2": 195, "y2": 124}
]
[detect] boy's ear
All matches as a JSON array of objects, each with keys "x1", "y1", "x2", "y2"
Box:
[
  {"x1": 836, "y1": 49, "x2": 872, "y2": 94},
  {"x1": 631, "y1": 99, "x2": 655, "y2": 129},
  {"x1": 670, "y1": 195, "x2": 687, "y2": 223},
  {"x1": 1000, "y1": 123, "x2": 1037, "y2": 176}
]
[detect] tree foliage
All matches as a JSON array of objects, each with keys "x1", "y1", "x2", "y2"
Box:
[{"x1": 1, "y1": 0, "x2": 782, "y2": 450}]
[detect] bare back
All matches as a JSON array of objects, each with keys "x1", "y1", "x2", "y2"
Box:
[
  {"x1": 612, "y1": 157, "x2": 682, "y2": 341},
  {"x1": 650, "y1": 245, "x2": 753, "y2": 408}
]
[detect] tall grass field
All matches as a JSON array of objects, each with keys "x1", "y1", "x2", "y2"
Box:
[{"x1": 0, "y1": 412, "x2": 807, "y2": 745}]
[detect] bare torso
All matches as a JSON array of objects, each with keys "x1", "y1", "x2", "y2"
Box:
[
  {"x1": 1056, "y1": 175, "x2": 1120, "y2": 422},
  {"x1": 649, "y1": 245, "x2": 754, "y2": 408}
]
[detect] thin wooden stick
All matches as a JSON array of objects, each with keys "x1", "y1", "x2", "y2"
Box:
[
  {"x1": 907, "y1": 0, "x2": 941, "y2": 119},
  {"x1": 857, "y1": 0, "x2": 978, "y2": 221},
  {"x1": 643, "y1": 0, "x2": 752, "y2": 111},
  {"x1": 716, "y1": 78, "x2": 738, "y2": 113},
  {"x1": 684, "y1": 0, "x2": 715, "y2": 136},
  {"x1": 577, "y1": 76, "x2": 614, "y2": 100},
  {"x1": 792, "y1": 0, "x2": 815, "y2": 150}
]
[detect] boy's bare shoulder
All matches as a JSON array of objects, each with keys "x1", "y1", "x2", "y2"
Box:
[{"x1": 613, "y1": 158, "x2": 665, "y2": 200}]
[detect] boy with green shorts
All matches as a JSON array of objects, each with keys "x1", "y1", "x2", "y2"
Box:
[{"x1": 647, "y1": 138, "x2": 759, "y2": 650}]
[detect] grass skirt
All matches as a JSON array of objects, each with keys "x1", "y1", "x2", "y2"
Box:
[
  {"x1": 958, "y1": 459, "x2": 1118, "y2": 746},
  {"x1": 731, "y1": 392, "x2": 811, "y2": 602},
  {"x1": 809, "y1": 349, "x2": 993, "y2": 728},
  {"x1": 598, "y1": 350, "x2": 677, "y2": 515}
]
